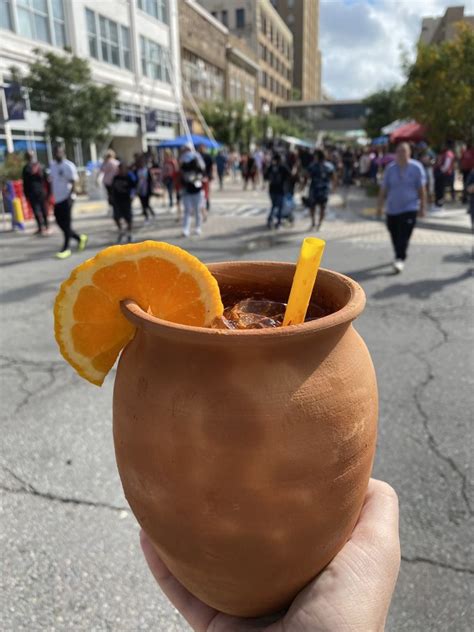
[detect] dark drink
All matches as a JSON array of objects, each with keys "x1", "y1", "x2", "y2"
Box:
[{"x1": 211, "y1": 296, "x2": 327, "y2": 330}]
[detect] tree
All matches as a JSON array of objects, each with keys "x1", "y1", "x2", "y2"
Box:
[
  {"x1": 200, "y1": 101, "x2": 307, "y2": 150},
  {"x1": 200, "y1": 101, "x2": 256, "y2": 149},
  {"x1": 363, "y1": 87, "x2": 404, "y2": 139},
  {"x1": 401, "y1": 24, "x2": 474, "y2": 146},
  {"x1": 11, "y1": 50, "x2": 118, "y2": 146}
]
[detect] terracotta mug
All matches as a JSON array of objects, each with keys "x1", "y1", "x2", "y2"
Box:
[{"x1": 113, "y1": 261, "x2": 378, "y2": 618}]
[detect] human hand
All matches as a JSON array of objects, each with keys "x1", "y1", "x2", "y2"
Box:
[{"x1": 140, "y1": 479, "x2": 400, "y2": 632}]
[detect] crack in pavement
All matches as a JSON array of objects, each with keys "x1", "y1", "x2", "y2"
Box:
[
  {"x1": 0, "y1": 354, "x2": 66, "y2": 415},
  {"x1": 0, "y1": 466, "x2": 128, "y2": 513},
  {"x1": 410, "y1": 310, "x2": 473, "y2": 519},
  {"x1": 402, "y1": 555, "x2": 474, "y2": 575}
]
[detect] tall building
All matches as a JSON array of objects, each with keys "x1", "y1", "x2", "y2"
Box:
[
  {"x1": 419, "y1": 5, "x2": 474, "y2": 45},
  {"x1": 178, "y1": 0, "x2": 259, "y2": 131},
  {"x1": 198, "y1": 0, "x2": 293, "y2": 111},
  {"x1": 1, "y1": 0, "x2": 181, "y2": 163},
  {"x1": 271, "y1": 0, "x2": 321, "y2": 102}
]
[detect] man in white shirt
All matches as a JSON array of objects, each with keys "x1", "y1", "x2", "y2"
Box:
[{"x1": 49, "y1": 145, "x2": 87, "y2": 259}]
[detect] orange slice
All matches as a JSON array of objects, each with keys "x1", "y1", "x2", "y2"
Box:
[{"x1": 54, "y1": 241, "x2": 223, "y2": 386}]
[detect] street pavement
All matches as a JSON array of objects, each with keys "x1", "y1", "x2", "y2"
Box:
[{"x1": 1, "y1": 182, "x2": 473, "y2": 631}]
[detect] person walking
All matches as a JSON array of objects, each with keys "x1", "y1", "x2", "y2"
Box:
[
  {"x1": 307, "y1": 149, "x2": 335, "y2": 230},
  {"x1": 265, "y1": 153, "x2": 291, "y2": 229},
  {"x1": 179, "y1": 145, "x2": 206, "y2": 237},
  {"x1": 49, "y1": 146, "x2": 87, "y2": 259},
  {"x1": 22, "y1": 151, "x2": 49, "y2": 235},
  {"x1": 215, "y1": 150, "x2": 228, "y2": 191},
  {"x1": 460, "y1": 144, "x2": 474, "y2": 204},
  {"x1": 377, "y1": 142, "x2": 426, "y2": 273},
  {"x1": 99, "y1": 149, "x2": 119, "y2": 214},
  {"x1": 136, "y1": 155, "x2": 155, "y2": 224},
  {"x1": 199, "y1": 145, "x2": 214, "y2": 212},
  {"x1": 111, "y1": 162, "x2": 135, "y2": 243},
  {"x1": 162, "y1": 149, "x2": 179, "y2": 209},
  {"x1": 434, "y1": 142, "x2": 455, "y2": 207},
  {"x1": 342, "y1": 147, "x2": 355, "y2": 186}
]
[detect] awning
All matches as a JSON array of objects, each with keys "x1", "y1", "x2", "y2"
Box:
[
  {"x1": 371, "y1": 135, "x2": 389, "y2": 145},
  {"x1": 390, "y1": 122, "x2": 427, "y2": 143},
  {"x1": 157, "y1": 134, "x2": 222, "y2": 150},
  {"x1": 381, "y1": 119, "x2": 410, "y2": 135},
  {"x1": 280, "y1": 135, "x2": 315, "y2": 149}
]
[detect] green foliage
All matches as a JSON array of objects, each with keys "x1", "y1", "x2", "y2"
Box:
[
  {"x1": 363, "y1": 87, "x2": 404, "y2": 138},
  {"x1": 11, "y1": 50, "x2": 118, "y2": 145},
  {"x1": 200, "y1": 101, "x2": 306, "y2": 149},
  {"x1": 0, "y1": 152, "x2": 23, "y2": 185},
  {"x1": 401, "y1": 24, "x2": 474, "y2": 146}
]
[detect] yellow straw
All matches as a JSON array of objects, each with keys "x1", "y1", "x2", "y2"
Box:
[{"x1": 283, "y1": 237, "x2": 326, "y2": 326}]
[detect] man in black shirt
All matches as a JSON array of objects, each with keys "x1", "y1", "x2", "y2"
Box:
[
  {"x1": 22, "y1": 151, "x2": 49, "y2": 235},
  {"x1": 265, "y1": 153, "x2": 291, "y2": 229},
  {"x1": 198, "y1": 145, "x2": 214, "y2": 212}
]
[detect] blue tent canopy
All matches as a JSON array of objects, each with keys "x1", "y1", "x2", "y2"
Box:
[
  {"x1": 157, "y1": 134, "x2": 222, "y2": 149},
  {"x1": 372, "y1": 135, "x2": 389, "y2": 145}
]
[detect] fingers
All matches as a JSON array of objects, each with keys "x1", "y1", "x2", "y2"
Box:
[
  {"x1": 140, "y1": 530, "x2": 217, "y2": 632},
  {"x1": 352, "y1": 479, "x2": 400, "y2": 555}
]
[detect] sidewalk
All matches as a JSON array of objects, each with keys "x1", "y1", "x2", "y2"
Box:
[{"x1": 333, "y1": 187, "x2": 472, "y2": 234}]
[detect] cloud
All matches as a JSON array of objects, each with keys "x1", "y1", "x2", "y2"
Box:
[{"x1": 319, "y1": 0, "x2": 463, "y2": 99}]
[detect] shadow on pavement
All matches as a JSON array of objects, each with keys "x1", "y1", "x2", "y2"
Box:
[
  {"x1": 0, "y1": 279, "x2": 63, "y2": 303},
  {"x1": 371, "y1": 269, "x2": 472, "y2": 300},
  {"x1": 341, "y1": 263, "x2": 395, "y2": 283}
]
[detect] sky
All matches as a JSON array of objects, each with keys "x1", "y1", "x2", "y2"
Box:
[{"x1": 319, "y1": 0, "x2": 467, "y2": 99}]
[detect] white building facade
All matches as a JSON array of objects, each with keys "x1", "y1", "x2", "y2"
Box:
[{"x1": 0, "y1": 0, "x2": 182, "y2": 164}]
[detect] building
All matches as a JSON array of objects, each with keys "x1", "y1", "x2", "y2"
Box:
[
  {"x1": 178, "y1": 0, "x2": 259, "y2": 131},
  {"x1": 226, "y1": 34, "x2": 259, "y2": 112},
  {"x1": 270, "y1": 0, "x2": 321, "y2": 102},
  {"x1": 277, "y1": 99, "x2": 368, "y2": 135},
  {"x1": 0, "y1": 0, "x2": 181, "y2": 164},
  {"x1": 420, "y1": 5, "x2": 474, "y2": 45},
  {"x1": 198, "y1": 0, "x2": 293, "y2": 111}
]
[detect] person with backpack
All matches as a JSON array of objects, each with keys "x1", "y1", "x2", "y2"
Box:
[{"x1": 179, "y1": 145, "x2": 206, "y2": 237}]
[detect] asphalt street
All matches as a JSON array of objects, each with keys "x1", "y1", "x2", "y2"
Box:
[{"x1": 1, "y1": 183, "x2": 473, "y2": 631}]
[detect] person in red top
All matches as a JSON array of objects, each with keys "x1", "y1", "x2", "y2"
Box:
[
  {"x1": 460, "y1": 144, "x2": 474, "y2": 203},
  {"x1": 434, "y1": 141, "x2": 455, "y2": 207}
]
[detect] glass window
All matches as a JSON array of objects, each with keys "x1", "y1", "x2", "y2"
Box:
[
  {"x1": 137, "y1": 0, "x2": 168, "y2": 24},
  {"x1": 17, "y1": 0, "x2": 49, "y2": 43},
  {"x1": 86, "y1": 9, "x2": 131, "y2": 70},
  {"x1": 140, "y1": 35, "x2": 170, "y2": 83},
  {"x1": 1, "y1": 0, "x2": 12, "y2": 30},
  {"x1": 236, "y1": 8, "x2": 245, "y2": 29},
  {"x1": 86, "y1": 8, "x2": 98, "y2": 58},
  {"x1": 121, "y1": 25, "x2": 131, "y2": 70},
  {"x1": 221, "y1": 9, "x2": 228, "y2": 27}
]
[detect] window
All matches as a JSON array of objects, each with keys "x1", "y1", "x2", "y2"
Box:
[
  {"x1": 221, "y1": 9, "x2": 228, "y2": 27},
  {"x1": 121, "y1": 26, "x2": 131, "y2": 70},
  {"x1": 86, "y1": 8, "x2": 98, "y2": 59},
  {"x1": 261, "y1": 12, "x2": 266, "y2": 34},
  {"x1": 181, "y1": 49, "x2": 224, "y2": 101},
  {"x1": 86, "y1": 9, "x2": 131, "y2": 70},
  {"x1": 51, "y1": 0, "x2": 66, "y2": 47},
  {"x1": 17, "y1": 0, "x2": 50, "y2": 43},
  {"x1": 137, "y1": 0, "x2": 168, "y2": 24},
  {"x1": 140, "y1": 35, "x2": 170, "y2": 82},
  {"x1": 236, "y1": 8, "x2": 245, "y2": 29},
  {"x1": 1, "y1": 0, "x2": 12, "y2": 30},
  {"x1": 287, "y1": 0, "x2": 294, "y2": 7}
]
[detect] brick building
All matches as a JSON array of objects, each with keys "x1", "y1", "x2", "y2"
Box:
[{"x1": 198, "y1": 0, "x2": 293, "y2": 111}]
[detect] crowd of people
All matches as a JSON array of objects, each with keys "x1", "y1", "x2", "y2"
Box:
[{"x1": 19, "y1": 137, "x2": 473, "y2": 261}]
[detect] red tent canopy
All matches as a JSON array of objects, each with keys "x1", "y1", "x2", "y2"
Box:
[{"x1": 390, "y1": 122, "x2": 427, "y2": 143}]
